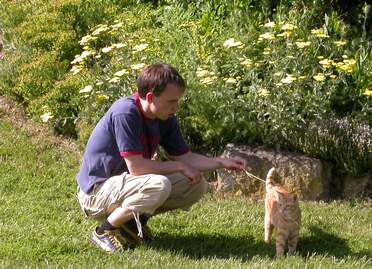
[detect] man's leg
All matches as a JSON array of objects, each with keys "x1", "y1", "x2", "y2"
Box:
[
  {"x1": 156, "y1": 172, "x2": 209, "y2": 213},
  {"x1": 121, "y1": 173, "x2": 208, "y2": 242},
  {"x1": 77, "y1": 172, "x2": 171, "y2": 252}
]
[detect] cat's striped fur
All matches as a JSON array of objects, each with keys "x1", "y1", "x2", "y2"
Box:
[{"x1": 264, "y1": 167, "x2": 301, "y2": 257}]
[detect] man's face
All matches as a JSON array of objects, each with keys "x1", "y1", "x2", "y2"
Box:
[{"x1": 150, "y1": 83, "x2": 184, "y2": 120}]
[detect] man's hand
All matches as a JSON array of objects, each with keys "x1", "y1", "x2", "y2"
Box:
[
  {"x1": 180, "y1": 163, "x2": 202, "y2": 185},
  {"x1": 172, "y1": 152, "x2": 247, "y2": 179},
  {"x1": 219, "y1": 156, "x2": 246, "y2": 171}
]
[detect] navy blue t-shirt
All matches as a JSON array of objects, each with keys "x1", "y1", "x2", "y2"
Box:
[{"x1": 76, "y1": 93, "x2": 189, "y2": 193}]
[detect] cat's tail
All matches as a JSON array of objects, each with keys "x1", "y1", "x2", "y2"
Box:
[{"x1": 266, "y1": 167, "x2": 276, "y2": 189}]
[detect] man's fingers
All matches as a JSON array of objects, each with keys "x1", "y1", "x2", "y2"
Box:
[
  {"x1": 227, "y1": 158, "x2": 246, "y2": 170},
  {"x1": 234, "y1": 157, "x2": 246, "y2": 169}
]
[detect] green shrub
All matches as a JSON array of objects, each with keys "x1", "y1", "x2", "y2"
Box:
[
  {"x1": 69, "y1": 2, "x2": 371, "y2": 176},
  {"x1": 0, "y1": 0, "x2": 133, "y2": 136},
  {"x1": 1, "y1": 0, "x2": 371, "y2": 177},
  {"x1": 302, "y1": 118, "x2": 372, "y2": 176}
]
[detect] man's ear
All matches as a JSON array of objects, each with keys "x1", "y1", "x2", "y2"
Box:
[{"x1": 145, "y1": 91, "x2": 153, "y2": 103}]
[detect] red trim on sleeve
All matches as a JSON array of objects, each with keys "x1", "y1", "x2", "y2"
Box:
[{"x1": 120, "y1": 151, "x2": 143, "y2": 157}]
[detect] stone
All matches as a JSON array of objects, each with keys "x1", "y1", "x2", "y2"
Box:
[{"x1": 216, "y1": 144, "x2": 333, "y2": 200}]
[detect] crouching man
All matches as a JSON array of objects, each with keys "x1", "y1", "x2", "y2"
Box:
[{"x1": 76, "y1": 62, "x2": 246, "y2": 253}]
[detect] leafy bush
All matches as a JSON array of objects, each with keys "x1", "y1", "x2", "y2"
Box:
[
  {"x1": 303, "y1": 118, "x2": 372, "y2": 176},
  {"x1": 1, "y1": 0, "x2": 371, "y2": 177},
  {"x1": 0, "y1": 0, "x2": 131, "y2": 135},
  {"x1": 68, "y1": 2, "x2": 371, "y2": 176}
]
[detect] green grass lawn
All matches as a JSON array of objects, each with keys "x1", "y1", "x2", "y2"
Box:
[{"x1": 0, "y1": 109, "x2": 371, "y2": 269}]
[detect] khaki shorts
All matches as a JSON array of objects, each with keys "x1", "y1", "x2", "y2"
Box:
[{"x1": 77, "y1": 172, "x2": 208, "y2": 221}]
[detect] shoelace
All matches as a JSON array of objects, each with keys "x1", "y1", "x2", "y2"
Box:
[
  {"x1": 132, "y1": 211, "x2": 143, "y2": 239},
  {"x1": 107, "y1": 231, "x2": 123, "y2": 250}
]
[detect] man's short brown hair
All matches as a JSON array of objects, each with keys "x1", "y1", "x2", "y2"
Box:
[{"x1": 136, "y1": 62, "x2": 186, "y2": 98}]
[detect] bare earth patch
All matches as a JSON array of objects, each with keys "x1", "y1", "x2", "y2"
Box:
[{"x1": 0, "y1": 95, "x2": 82, "y2": 158}]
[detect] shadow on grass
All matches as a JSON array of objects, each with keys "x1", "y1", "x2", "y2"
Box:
[
  {"x1": 149, "y1": 233, "x2": 275, "y2": 261},
  {"x1": 298, "y1": 226, "x2": 371, "y2": 259},
  {"x1": 149, "y1": 226, "x2": 371, "y2": 260}
]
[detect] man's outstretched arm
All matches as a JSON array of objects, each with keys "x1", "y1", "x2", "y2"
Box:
[
  {"x1": 124, "y1": 152, "x2": 246, "y2": 185},
  {"x1": 171, "y1": 151, "x2": 246, "y2": 172}
]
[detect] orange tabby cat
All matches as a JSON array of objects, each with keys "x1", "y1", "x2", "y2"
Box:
[{"x1": 264, "y1": 167, "x2": 301, "y2": 257}]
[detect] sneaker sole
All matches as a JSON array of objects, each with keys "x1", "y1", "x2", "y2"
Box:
[
  {"x1": 90, "y1": 237, "x2": 116, "y2": 254},
  {"x1": 90, "y1": 234, "x2": 125, "y2": 254}
]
